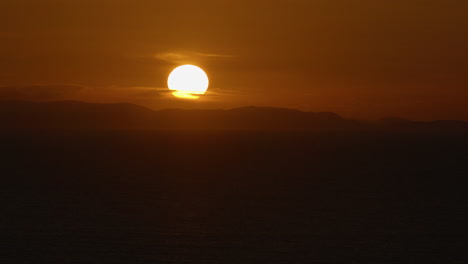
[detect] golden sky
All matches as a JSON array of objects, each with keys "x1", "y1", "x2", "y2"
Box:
[{"x1": 0, "y1": 0, "x2": 467, "y2": 120}]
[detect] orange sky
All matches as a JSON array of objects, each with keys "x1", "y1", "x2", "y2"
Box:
[{"x1": 0, "y1": 0, "x2": 467, "y2": 120}]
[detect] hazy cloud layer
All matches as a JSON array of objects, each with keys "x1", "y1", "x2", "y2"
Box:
[{"x1": 0, "y1": 85, "x2": 84, "y2": 101}]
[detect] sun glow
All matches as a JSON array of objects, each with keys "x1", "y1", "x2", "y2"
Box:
[{"x1": 167, "y1": 65, "x2": 209, "y2": 99}]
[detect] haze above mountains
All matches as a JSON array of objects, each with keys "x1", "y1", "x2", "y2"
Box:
[{"x1": 1, "y1": 100, "x2": 467, "y2": 130}]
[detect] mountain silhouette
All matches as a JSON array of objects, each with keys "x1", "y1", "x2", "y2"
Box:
[{"x1": 0, "y1": 100, "x2": 467, "y2": 131}]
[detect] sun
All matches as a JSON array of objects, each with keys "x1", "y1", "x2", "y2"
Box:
[{"x1": 167, "y1": 65, "x2": 209, "y2": 99}]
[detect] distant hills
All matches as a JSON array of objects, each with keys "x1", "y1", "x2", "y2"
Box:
[{"x1": 0, "y1": 100, "x2": 467, "y2": 131}]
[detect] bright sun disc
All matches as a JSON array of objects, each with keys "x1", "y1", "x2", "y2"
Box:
[{"x1": 168, "y1": 65, "x2": 209, "y2": 99}]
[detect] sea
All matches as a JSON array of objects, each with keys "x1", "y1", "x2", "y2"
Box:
[{"x1": 1, "y1": 130, "x2": 466, "y2": 263}]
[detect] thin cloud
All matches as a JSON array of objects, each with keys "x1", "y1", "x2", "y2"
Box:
[
  {"x1": 192, "y1": 52, "x2": 234, "y2": 58},
  {"x1": 128, "y1": 86, "x2": 172, "y2": 98},
  {"x1": 204, "y1": 87, "x2": 241, "y2": 96},
  {"x1": 155, "y1": 51, "x2": 235, "y2": 64},
  {"x1": 155, "y1": 52, "x2": 187, "y2": 63}
]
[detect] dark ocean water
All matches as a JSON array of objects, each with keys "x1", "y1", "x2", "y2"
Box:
[{"x1": 1, "y1": 131, "x2": 467, "y2": 263}]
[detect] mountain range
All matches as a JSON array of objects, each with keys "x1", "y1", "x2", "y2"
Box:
[{"x1": 0, "y1": 100, "x2": 467, "y2": 131}]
